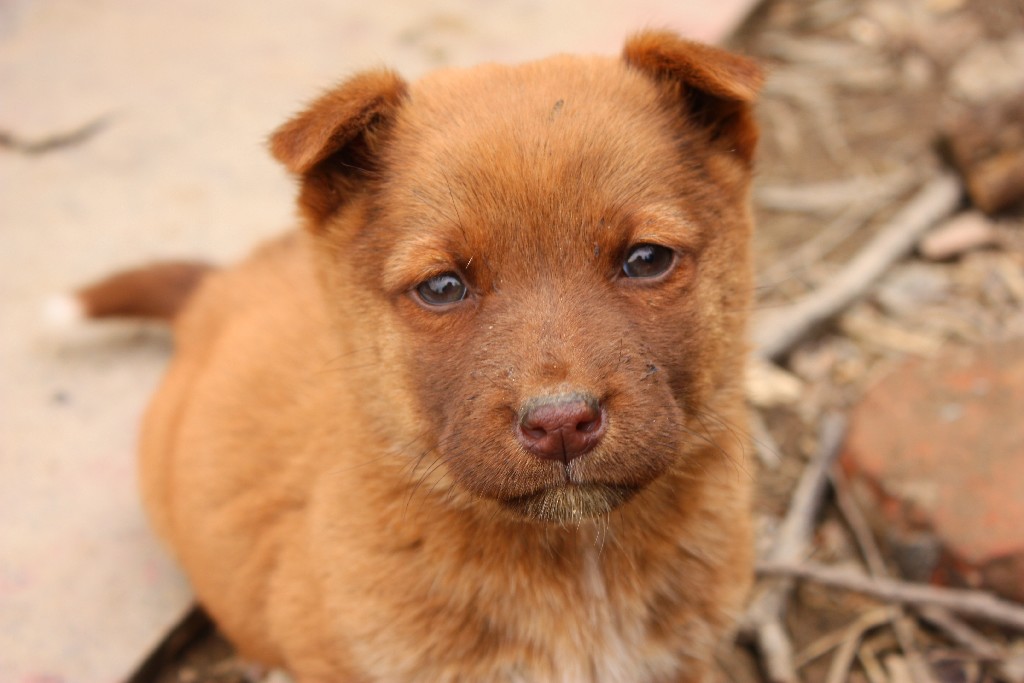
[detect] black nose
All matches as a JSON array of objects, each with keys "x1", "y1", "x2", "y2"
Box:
[{"x1": 515, "y1": 392, "x2": 606, "y2": 464}]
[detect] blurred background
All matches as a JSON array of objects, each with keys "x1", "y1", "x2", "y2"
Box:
[{"x1": 1, "y1": 0, "x2": 1022, "y2": 681}]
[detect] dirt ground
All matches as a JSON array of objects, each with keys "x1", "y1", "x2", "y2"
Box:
[{"x1": 127, "y1": 0, "x2": 1024, "y2": 680}]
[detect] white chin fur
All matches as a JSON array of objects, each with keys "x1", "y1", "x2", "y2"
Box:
[{"x1": 43, "y1": 294, "x2": 87, "y2": 329}]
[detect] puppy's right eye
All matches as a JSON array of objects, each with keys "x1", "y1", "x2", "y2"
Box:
[
  {"x1": 622, "y1": 243, "x2": 675, "y2": 279},
  {"x1": 415, "y1": 273, "x2": 467, "y2": 307}
]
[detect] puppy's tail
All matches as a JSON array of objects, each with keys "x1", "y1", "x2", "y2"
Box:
[{"x1": 46, "y1": 261, "x2": 215, "y2": 326}]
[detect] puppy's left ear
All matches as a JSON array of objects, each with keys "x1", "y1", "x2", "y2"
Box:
[
  {"x1": 623, "y1": 31, "x2": 764, "y2": 163},
  {"x1": 269, "y1": 69, "x2": 408, "y2": 226}
]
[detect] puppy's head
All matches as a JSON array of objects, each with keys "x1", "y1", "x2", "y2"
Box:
[{"x1": 271, "y1": 32, "x2": 763, "y2": 524}]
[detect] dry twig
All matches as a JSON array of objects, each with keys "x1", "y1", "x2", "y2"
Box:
[
  {"x1": 743, "y1": 414, "x2": 849, "y2": 682},
  {"x1": 824, "y1": 609, "x2": 887, "y2": 683},
  {"x1": 858, "y1": 639, "x2": 890, "y2": 683},
  {"x1": 0, "y1": 115, "x2": 110, "y2": 155},
  {"x1": 831, "y1": 469, "x2": 932, "y2": 683},
  {"x1": 748, "y1": 408, "x2": 784, "y2": 470},
  {"x1": 753, "y1": 172, "x2": 962, "y2": 360},
  {"x1": 756, "y1": 562, "x2": 1024, "y2": 632},
  {"x1": 794, "y1": 607, "x2": 891, "y2": 669},
  {"x1": 756, "y1": 171, "x2": 918, "y2": 290},
  {"x1": 916, "y1": 606, "x2": 1004, "y2": 661},
  {"x1": 755, "y1": 170, "x2": 914, "y2": 215},
  {"x1": 916, "y1": 606, "x2": 1024, "y2": 682},
  {"x1": 762, "y1": 71, "x2": 851, "y2": 163}
]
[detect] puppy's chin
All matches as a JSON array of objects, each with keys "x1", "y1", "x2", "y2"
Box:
[{"x1": 499, "y1": 483, "x2": 639, "y2": 524}]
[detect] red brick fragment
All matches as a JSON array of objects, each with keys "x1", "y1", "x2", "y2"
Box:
[{"x1": 842, "y1": 341, "x2": 1024, "y2": 601}]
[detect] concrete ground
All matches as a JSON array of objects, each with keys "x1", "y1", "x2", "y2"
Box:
[{"x1": 0, "y1": 1, "x2": 757, "y2": 680}]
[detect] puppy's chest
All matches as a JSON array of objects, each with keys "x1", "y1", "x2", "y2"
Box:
[
  {"x1": 536, "y1": 545, "x2": 676, "y2": 683},
  {"x1": 398, "y1": 542, "x2": 688, "y2": 683}
]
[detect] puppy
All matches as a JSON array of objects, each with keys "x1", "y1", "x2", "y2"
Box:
[{"x1": 81, "y1": 31, "x2": 763, "y2": 682}]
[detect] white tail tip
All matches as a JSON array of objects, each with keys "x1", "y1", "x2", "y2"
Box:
[{"x1": 43, "y1": 293, "x2": 87, "y2": 329}]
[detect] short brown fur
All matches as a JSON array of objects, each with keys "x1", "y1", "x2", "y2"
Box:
[
  {"x1": 76, "y1": 261, "x2": 213, "y2": 321},
  {"x1": 138, "y1": 32, "x2": 763, "y2": 682}
]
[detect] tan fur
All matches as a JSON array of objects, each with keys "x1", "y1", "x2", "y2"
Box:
[
  {"x1": 76, "y1": 261, "x2": 213, "y2": 321},
  {"x1": 139, "y1": 32, "x2": 763, "y2": 682}
]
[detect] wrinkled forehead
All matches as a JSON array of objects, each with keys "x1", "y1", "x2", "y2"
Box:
[{"x1": 371, "y1": 56, "x2": 710, "y2": 278}]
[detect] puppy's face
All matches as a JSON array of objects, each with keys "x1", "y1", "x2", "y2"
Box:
[{"x1": 272, "y1": 34, "x2": 762, "y2": 523}]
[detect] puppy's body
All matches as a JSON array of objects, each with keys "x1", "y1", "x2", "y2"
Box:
[{"x1": 134, "y1": 35, "x2": 762, "y2": 682}]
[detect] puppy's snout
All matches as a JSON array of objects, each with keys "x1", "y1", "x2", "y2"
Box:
[{"x1": 516, "y1": 393, "x2": 606, "y2": 464}]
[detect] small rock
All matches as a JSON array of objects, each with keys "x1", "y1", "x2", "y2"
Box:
[
  {"x1": 888, "y1": 531, "x2": 943, "y2": 583},
  {"x1": 919, "y1": 211, "x2": 1000, "y2": 261},
  {"x1": 746, "y1": 356, "x2": 804, "y2": 407},
  {"x1": 942, "y1": 93, "x2": 1024, "y2": 214},
  {"x1": 901, "y1": 53, "x2": 934, "y2": 90},
  {"x1": 949, "y1": 37, "x2": 1024, "y2": 104},
  {"x1": 842, "y1": 342, "x2": 1024, "y2": 601}
]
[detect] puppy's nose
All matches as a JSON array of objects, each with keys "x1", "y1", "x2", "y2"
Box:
[{"x1": 516, "y1": 393, "x2": 606, "y2": 464}]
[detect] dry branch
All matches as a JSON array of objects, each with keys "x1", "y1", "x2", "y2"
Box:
[
  {"x1": 756, "y1": 562, "x2": 1024, "y2": 632},
  {"x1": 0, "y1": 115, "x2": 110, "y2": 155},
  {"x1": 756, "y1": 171, "x2": 918, "y2": 290},
  {"x1": 755, "y1": 170, "x2": 914, "y2": 215},
  {"x1": 916, "y1": 606, "x2": 1004, "y2": 661},
  {"x1": 752, "y1": 172, "x2": 963, "y2": 361},
  {"x1": 831, "y1": 469, "x2": 932, "y2": 683},
  {"x1": 743, "y1": 413, "x2": 849, "y2": 682},
  {"x1": 917, "y1": 606, "x2": 1024, "y2": 683},
  {"x1": 768, "y1": 413, "x2": 848, "y2": 563},
  {"x1": 794, "y1": 607, "x2": 891, "y2": 669}
]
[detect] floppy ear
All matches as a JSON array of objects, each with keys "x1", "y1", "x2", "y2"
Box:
[
  {"x1": 269, "y1": 69, "x2": 408, "y2": 226},
  {"x1": 623, "y1": 31, "x2": 764, "y2": 163}
]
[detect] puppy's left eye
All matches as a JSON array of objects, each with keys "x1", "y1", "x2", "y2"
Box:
[
  {"x1": 622, "y1": 244, "x2": 675, "y2": 279},
  {"x1": 415, "y1": 273, "x2": 467, "y2": 306}
]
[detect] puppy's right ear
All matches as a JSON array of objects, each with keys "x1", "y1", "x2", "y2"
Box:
[
  {"x1": 270, "y1": 70, "x2": 408, "y2": 226},
  {"x1": 623, "y1": 32, "x2": 763, "y2": 164}
]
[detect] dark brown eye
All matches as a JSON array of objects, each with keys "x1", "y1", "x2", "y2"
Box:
[
  {"x1": 415, "y1": 273, "x2": 467, "y2": 306},
  {"x1": 622, "y1": 244, "x2": 675, "y2": 279}
]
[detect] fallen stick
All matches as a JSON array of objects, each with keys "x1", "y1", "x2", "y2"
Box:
[
  {"x1": 755, "y1": 169, "x2": 914, "y2": 215},
  {"x1": 768, "y1": 413, "x2": 848, "y2": 562},
  {"x1": 761, "y1": 171, "x2": 921, "y2": 290},
  {"x1": 748, "y1": 408, "x2": 783, "y2": 470},
  {"x1": 753, "y1": 172, "x2": 962, "y2": 361},
  {"x1": 794, "y1": 607, "x2": 890, "y2": 669},
  {"x1": 916, "y1": 605, "x2": 1004, "y2": 661},
  {"x1": 743, "y1": 413, "x2": 848, "y2": 682},
  {"x1": 756, "y1": 561, "x2": 1024, "y2": 632},
  {"x1": 758, "y1": 203, "x2": 879, "y2": 291},
  {"x1": 916, "y1": 606, "x2": 1024, "y2": 683},
  {"x1": 824, "y1": 609, "x2": 891, "y2": 683},
  {"x1": 0, "y1": 115, "x2": 110, "y2": 155},
  {"x1": 761, "y1": 70, "x2": 851, "y2": 163},
  {"x1": 831, "y1": 469, "x2": 932, "y2": 683}
]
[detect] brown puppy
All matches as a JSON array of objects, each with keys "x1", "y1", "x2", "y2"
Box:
[{"x1": 125, "y1": 31, "x2": 762, "y2": 682}]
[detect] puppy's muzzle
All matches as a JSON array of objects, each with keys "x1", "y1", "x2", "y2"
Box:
[{"x1": 515, "y1": 392, "x2": 606, "y2": 464}]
